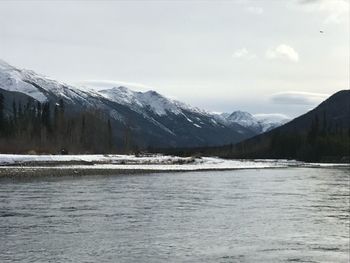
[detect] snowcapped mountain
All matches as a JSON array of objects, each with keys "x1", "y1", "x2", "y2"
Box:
[
  {"x1": 0, "y1": 60, "x2": 258, "y2": 149},
  {"x1": 225, "y1": 111, "x2": 262, "y2": 133},
  {"x1": 97, "y1": 86, "x2": 207, "y2": 117},
  {"x1": 0, "y1": 59, "x2": 105, "y2": 111},
  {"x1": 220, "y1": 110, "x2": 290, "y2": 134},
  {"x1": 253, "y1": 113, "x2": 290, "y2": 132}
]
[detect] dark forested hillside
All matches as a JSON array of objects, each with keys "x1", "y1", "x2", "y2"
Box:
[
  {"x1": 161, "y1": 90, "x2": 350, "y2": 162},
  {"x1": 0, "y1": 88, "x2": 254, "y2": 154},
  {"x1": 0, "y1": 96, "x2": 115, "y2": 153}
]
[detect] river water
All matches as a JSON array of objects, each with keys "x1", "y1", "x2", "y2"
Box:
[{"x1": 0, "y1": 168, "x2": 349, "y2": 262}]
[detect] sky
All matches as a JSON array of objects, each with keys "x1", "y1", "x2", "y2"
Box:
[{"x1": 0, "y1": 0, "x2": 348, "y2": 118}]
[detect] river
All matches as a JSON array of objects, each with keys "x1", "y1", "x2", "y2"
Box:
[{"x1": 0, "y1": 168, "x2": 349, "y2": 262}]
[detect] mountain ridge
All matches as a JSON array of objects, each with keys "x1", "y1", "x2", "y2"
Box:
[
  {"x1": 219, "y1": 110, "x2": 289, "y2": 134},
  {"x1": 0, "y1": 59, "x2": 287, "y2": 136},
  {"x1": 172, "y1": 90, "x2": 349, "y2": 162},
  {"x1": 0, "y1": 59, "x2": 274, "y2": 152}
]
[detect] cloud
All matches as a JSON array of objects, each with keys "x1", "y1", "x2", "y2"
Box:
[
  {"x1": 76, "y1": 80, "x2": 153, "y2": 92},
  {"x1": 299, "y1": 0, "x2": 318, "y2": 3},
  {"x1": 266, "y1": 44, "x2": 299, "y2": 62},
  {"x1": 246, "y1": 6, "x2": 264, "y2": 15},
  {"x1": 253, "y1": 113, "x2": 290, "y2": 121},
  {"x1": 299, "y1": 0, "x2": 349, "y2": 24},
  {"x1": 232, "y1": 48, "x2": 256, "y2": 60},
  {"x1": 270, "y1": 91, "x2": 329, "y2": 105}
]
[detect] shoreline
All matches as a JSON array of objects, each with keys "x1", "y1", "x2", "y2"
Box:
[
  {"x1": 0, "y1": 154, "x2": 348, "y2": 178},
  {"x1": 0, "y1": 165, "x2": 285, "y2": 178},
  {"x1": 0, "y1": 164, "x2": 349, "y2": 178}
]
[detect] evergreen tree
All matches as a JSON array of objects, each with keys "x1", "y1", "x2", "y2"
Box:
[
  {"x1": 18, "y1": 101, "x2": 23, "y2": 119},
  {"x1": 41, "y1": 102, "x2": 51, "y2": 132},
  {"x1": 12, "y1": 100, "x2": 17, "y2": 120},
  {"x1": 59, "y1": 99, "x2": 64, "y2": 115},
  {"x1": 80, "y1": 115, "x2": 86, "y2": 146},
  {"x1": 107, "y1": 119, "x2": 113, "y2": 151},
  {"x1": 54, "y1": 103, "x2": 59, "y2": 130},
  {"x1": 0, "y1": 94, "x2": 4, "y2": 134}
]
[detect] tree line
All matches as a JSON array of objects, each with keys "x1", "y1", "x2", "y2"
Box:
[
  {"x1": 157, "y1": 113, "x2": 350, "y2": 163},
  {"x1": 0, "y1": 94, "x2": 116, "y2": 154},
  {"x1": 264, "y1": 114, "x2": 350, "y2": 162}
]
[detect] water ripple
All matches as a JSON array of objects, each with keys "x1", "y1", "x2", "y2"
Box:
[{"x1": 0, "y1": 168, "x2": 349, "y2": 262}]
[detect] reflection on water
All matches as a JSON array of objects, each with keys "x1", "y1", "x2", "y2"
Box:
[{"x1": 0, "y1": 168, "x2": 349, "y2": 262}]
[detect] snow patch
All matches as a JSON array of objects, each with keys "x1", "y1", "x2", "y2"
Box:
[
  {"x1": 0, "y1": 154, "x2": 347, "y2": 171},
  {"x1": 0, "y1": 61, "x2": 47, "y2": 102}
]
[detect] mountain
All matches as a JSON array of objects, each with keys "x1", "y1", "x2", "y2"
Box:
[
  {"x1": 0, "y1": 59, "x2": 260, "y2": 153},
  {"x1": 219, "y1": 111, "x2": 289, "y2": 134},
  {"x1": 185, "y1": 90, "x2": 350, "y2": 162},
  {"x1": 275, "y1": 90, "x2": 350, "y2": 133},
  {"x1": 253, "y1": 113, "x2": 290, "y2": 133},
  {"x1": 224, "y1": 111, "x2": 262, "y2": 133}
]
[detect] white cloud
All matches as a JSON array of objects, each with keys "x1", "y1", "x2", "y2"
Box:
[
  {"x1": 270, "y1": 91, "x2": 329, "y2": 105},
  {"x1": 246, "y1": 6, "x2": 264, "y2": 15},
  {"x1": 253, "y1": 113, "x2": 290, "y2": 122},
  {"x1": 299, "y1": 0, "x2": 349, "y2": 24},
  {"x1": 76, "y1": 80, "x2": 153, "y2": 92},
  {"x1": 266, "y1": 44, "x2": 299, "y2": 62},
  {"x1": 232, "y1": 48, "x2": 256, "y2": 59}
]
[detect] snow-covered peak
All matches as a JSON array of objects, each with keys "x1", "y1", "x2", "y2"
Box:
[
  {"x1": 0, "y1": 59, "x2": 103, "y2": 105},
  {"x1": 0, "y1": 59, "x2": 16, "y2": 71},
  {"x1": 98, "y1": 85, "x2": 181, "y2": 115},
  {"x1": 98, "y1": 84, "x2": 207, "y2": 117},
  {"x1": 99, "y1": 86, "x2": 143, "y2": 108},
  {"x1": 227, "y1": 111, "x2": 261, "y2": 131},
  {"x1": 112, "y1": 86, "x2": 129, "y2": 93},
  {"x1": 220, "y1": 112, "x2": 231, "y2": 119},
  {"x1": 228, "y1": 111, "x2": 255, "y2": 121},
  {"x1": 0, "y1": 60, "x2": 196, "y2": 124},
  {"x1": 136, "y1": 90, "x2": 183, "y2": 116},
  {"x1": 253, "y1": 113, "x2": 290, "y2": 132},
  {"x1": 220, "y1": 110, "x2": 290, "y2": 134},
  {"x1": 0, "y1": 60, "x2": 48, "y2": 102}
]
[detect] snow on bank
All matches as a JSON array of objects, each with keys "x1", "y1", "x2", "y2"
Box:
[
  {"x1": 0, "y1": 154, "x2": 348, "y2": 172},
  {"x1": 0, "y1": 154, "x2": 192, "y2": 166}
]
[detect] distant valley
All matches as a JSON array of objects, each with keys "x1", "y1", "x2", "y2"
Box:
[{"x1": 170, "y1": 90, "x2": 350, "y2": 162}]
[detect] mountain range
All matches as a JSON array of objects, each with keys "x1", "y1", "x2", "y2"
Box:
[
  {"x1": 171, "y1": 90, "x2": 349, "y2": 162},
  {"x1": 0, "y1": 60, "x2": 288, "y2": 151},
  {"x1": 219, "y1": 111, "x2": 289, "y2": 134}
]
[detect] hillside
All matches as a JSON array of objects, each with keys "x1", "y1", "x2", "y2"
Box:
[
  {"x1": 0, "y1": 60, "x2": 271, "y2": 153},
  {"x1": 165, "y1": 90, "x2": 350, "y2": 162}
]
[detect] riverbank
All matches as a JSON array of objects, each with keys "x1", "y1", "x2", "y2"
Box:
[{"x1": 0, "y1": 154, "x2": 348, "y2": 178}]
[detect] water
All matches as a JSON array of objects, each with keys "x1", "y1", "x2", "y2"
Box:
[{"x1": 0, "y1": 168, "x2": 349, "y2": 263}]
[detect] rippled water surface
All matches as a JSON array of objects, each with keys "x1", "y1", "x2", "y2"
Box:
[{"x1": 0, "y1": 168, "x2": 349, "y2": 262}]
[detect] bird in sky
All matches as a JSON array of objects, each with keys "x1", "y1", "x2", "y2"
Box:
[{"x1": 320, "y1": 30, "x2": 324, "y2": 33}]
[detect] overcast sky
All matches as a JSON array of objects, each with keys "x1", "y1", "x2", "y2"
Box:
[{"x1": 0, "y1": 0, "x2": 348, "y2": 117}]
